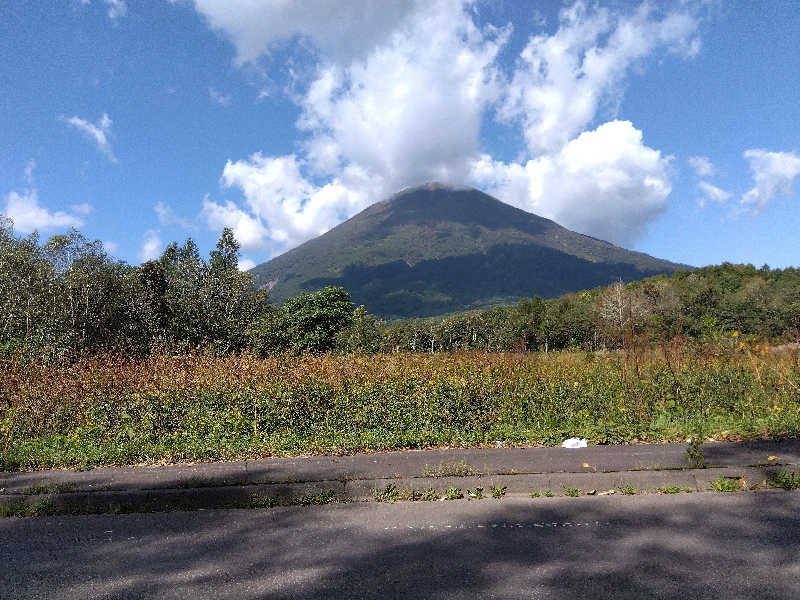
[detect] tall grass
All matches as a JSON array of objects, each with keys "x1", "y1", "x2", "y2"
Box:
[{"x1": 1, "y1": 344, "x2": 799, "y2": 470}]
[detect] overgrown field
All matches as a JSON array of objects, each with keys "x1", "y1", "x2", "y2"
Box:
[{"x1": 2, "y1": 345, "x2": 799, "y2": 471}]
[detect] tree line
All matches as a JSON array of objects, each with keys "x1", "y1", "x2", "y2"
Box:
[{"x1": 1, "y1": 218, "x2": 798, "y2": 359}]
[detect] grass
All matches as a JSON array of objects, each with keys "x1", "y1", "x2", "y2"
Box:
[
  {"x1": 467, "y1": 486, "x2": 484, "y2": 500},
  {"x1": 444, "y1": 486, "x2": 463, "y2": 500},
  {"x1": 708, "y1": 477, "x2": 743, "y2": 493},
  {"x1": 2, "y1": 347, "x2": 800, "y2": 471},
  {"x1": 21, "y1": 482, "x2": 77, "y2": 495},
  {"x1": 618, "y1": 484, "x2": 636, "y2": 495},
  {"x1": 421, "y1": 461, "x2": 479, "y2": 478},
  {"x1": 769, "y1": 470, "x2": 800, "y2": 490},
  {"x1": 373, "y1": 483, "x2": 440, "y2": 502},
  {"x1": 563, "y1": 486, "x2": 582, "y2": 497},
  {"x1": 490, "y1": 484, "x2": 506, "y2": 499}
]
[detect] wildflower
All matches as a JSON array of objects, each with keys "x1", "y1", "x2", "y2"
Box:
[{"x1": 732, "y1": 331, "x2": 739, "y2": 337}]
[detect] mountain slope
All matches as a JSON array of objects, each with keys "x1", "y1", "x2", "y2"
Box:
[{"x1": 250, "y1": 183, "x2": 689, "y2": 318}]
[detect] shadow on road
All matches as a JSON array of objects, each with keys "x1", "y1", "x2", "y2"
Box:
[{"x1": 2, "y1": 492, "x2": 799, "y2": 599}]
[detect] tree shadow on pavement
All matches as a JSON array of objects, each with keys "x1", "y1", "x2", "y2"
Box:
[{"x1": 2, "y1": 491, "x2": 799, "y2": 599}]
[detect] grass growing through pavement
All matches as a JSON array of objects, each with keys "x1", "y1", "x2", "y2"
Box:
[
  {"x1": 2, "y1": 345, "x2": 800, "y2": 471},
  {"x1": 768, "y1": 470, "x2": 800, "y2": 490},
  {"x1": 618, "y1": 484, "x2": 636, "y2": 495},
  {"x1": 422, "y1": 461, "x2": 479, "y2": 478},
  {"x1": 708, "y1": 477, "x2": 743, "y2": 493},
  {"x1": 563, "y1": 486, "x2": 582, "y2": 497}
]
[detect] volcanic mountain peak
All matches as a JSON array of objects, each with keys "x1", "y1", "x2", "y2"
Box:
[{"x1": 250, "y1": 184, "x2": 688, "y2": 318}]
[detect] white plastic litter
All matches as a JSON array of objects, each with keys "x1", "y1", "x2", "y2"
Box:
[{"x1": 561, "y1": 437, "x2": 588, "y2": 448}]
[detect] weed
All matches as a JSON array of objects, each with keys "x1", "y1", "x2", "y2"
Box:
[
  {"x1": 530, "y1": 490, "x2": 541, "y2": 498},
  {"x1": 686, "y1": 434, "x2": 705, "y2": 469},
  {"x1": 563, "y1": 486, "x2": 581, "y2": 497},
  {"x1": 31, "y1": 498, "x2": 57, "y2": 516},
  {"x1": 296, "y1": 490, "x2": 337, "y2": 505},
  {"x1": 708, "y1": 477, "x2": 742, "y2": 493},
  {"x1": 21, "y1": 482, "x2": 77, "y2": 495},
  {"x1": 490, "y1": 485, "x2": 506, "y2": 499},
  {"x1": 248, "y1": 494, "x2": 282, "y2": 509},
  {"x1": 768, "y1": 470, "x2": 800, "y2": 490},
  {"x1": 0, "y1": 500, "x2": 30, "y2": 518},
  {"x1": 373, "y1": 483, "x2": 401, "y2": 503},
  {"x1": 543, "y1": 489, "x2": 554, "y2": 497},
  {"x1": 656, "y1": 485, "x2": 681, "y2": 494},
  {"x1": 422, "y1": 462, "x2": 478, "y2": 478},
  {"x1": 682, "y1": 486, "x2": 694, "y2": 493},
  {"x1": 444, "y1": 486, "x2": 463, "y2": 500},
  {"x1": 420, "y1": 488, "x2": 439, "y2": 501},
  {"x1": 618, "y1": 484, "x2": 636, "y2": 495},
  {"x1": 467, "y1": 486, "x2": 484, "y2": 500}
]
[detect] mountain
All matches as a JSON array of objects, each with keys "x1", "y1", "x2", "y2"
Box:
[{"x1": 249, "y1": 183, "x2": 690, "y2": 318}]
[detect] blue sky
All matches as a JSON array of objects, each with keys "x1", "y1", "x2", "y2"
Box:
[{"x1": 2, "y1": 0, "x2": 799, "y2": 270}]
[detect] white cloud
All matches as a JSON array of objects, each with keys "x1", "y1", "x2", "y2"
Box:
[
  {"x1": 3, "y1": 188, "x2": 86, "y2": 233},
  {"x1": 741, "y1": 149, "x2": 800, "y2": 213},
  {"x1": 154, "y1": 201, "x2": 195, "y2": 229},
  {"x1": 208, "y1": 87, "x2": 232, "y2": 107},
  {"x1": 64, "y1": 113, "x2": 117, "y2": 162},
  {"x1": 187, "y1": 0, "x2": 417, "y2": 65},
  {"x1": 697, "y1": 181, "x2": 731, "y2": 207},
  {"x1": 499, "y1": 2, "x2": 700, "y2": 156},
  {"x1": 688, "y1": 155, "x2": 714, "y2": 177},
  {"x1": 70, "y1": 202, "x2": 93, "y2": 216},
  {"x1": 187, "y1": 1, "x2": 702, "y2": 252},
  {"x1": 200, "y1": 197, "x2": 270, "y2": 251},
  {"x1": 470, "y1": 120, "x2": 672, "y2": 246},
  {"x1": 238, "y1": 257, "x2": 256, "y2": 271},
  {"x1": 105, "y1": 0, "x2": 127, "y2": 20},
  {"x1": 138, "y1": 230, "x2": 163, "y2": 262}
]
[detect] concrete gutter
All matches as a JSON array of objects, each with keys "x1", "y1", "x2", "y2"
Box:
[{"x1": 2, "y1": 440, "x2": 798, "y2": 515}]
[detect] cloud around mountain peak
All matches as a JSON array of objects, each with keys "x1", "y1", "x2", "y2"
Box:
[{"x1": 189, "y1": 0, "x2": 701, "y2": 252}]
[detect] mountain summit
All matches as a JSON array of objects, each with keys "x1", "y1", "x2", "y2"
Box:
[{"x1": 250, "y1": 183, "x2": 688, "y2": 318}]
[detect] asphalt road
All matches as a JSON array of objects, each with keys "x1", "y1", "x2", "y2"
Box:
[{"x1": 2, "y1": 492, "x2": 799, "y2": 599}]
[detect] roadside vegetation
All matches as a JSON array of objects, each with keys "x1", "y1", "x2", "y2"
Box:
[{"x1": 1, "y1": 220, "x2": 799, "y2": 471}]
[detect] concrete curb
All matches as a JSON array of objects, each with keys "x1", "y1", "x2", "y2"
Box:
[{"x1": 1, "y1": 465, "x2": 788, "y2": 516}]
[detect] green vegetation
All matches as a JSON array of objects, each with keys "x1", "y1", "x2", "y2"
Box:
[
  {"x1": 618, "y1": 484, "x2": 636, "y2": 495},
  {"x1": 768, "y1": 470, "x2": 800, "y2": 490},
  {"x1": 563, "y1": 486, "x2": 582, "y2": 497},
  {"x1": 2, "y1": 346, "x2": 800, "y2": 470},
  {"x1": 708, "y1": 477, "x2": 743, "y2": 493},
  {"x1": 467, "y1": 486, "x2": 484, "y2": 500},
  {"x1": 543, "y1": 489, "x2": 554, "y2": 497},
  {"x1": 529, "y1": 490, "x2": 541, "y2": 498},
  {"x1": 422, "y1": 461, "x2": 479, "y2": 478},
  {"x1": 656, "y1": 485, "x2": 682, "y2": 494},
  {"x1": 444, "y1": 486, "x2": 463, "y2": 500},
  {"x1": 490, "y1": 484, "x2": 507, "y2": 499}
]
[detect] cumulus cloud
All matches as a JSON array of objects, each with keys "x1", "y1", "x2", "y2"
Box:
[
  {"x1": 187, "y1": 0, "x2": 701, "y2": 252},
  {"x1": 200, "y1": 197, "x2": 270, "y2": 251},
  {"x1": 741, "y1": 149, "x2": 800, "y2": 213},
  {"x1": 138, "y1": 229, "x2": 163, "y2": 263},
  {"x1": 186, "y1": 0, "x2": 417, "y2": 65},
  {"x1": 688, "y1": 156, "x2": 714, "y2": 177},
  {"x1": 471, "y1": 120, "x2": 672, "y2": 245},
  {"x1": 238, "y1": 257, "x2": 256, "y2": 272},
  {"x1": 154, "y1": 201, "x2": 195, "y2": 229},
  {"x1": 697, "y1": 181, "x2": 731, "y2": 207},
  {"x1": 3, "y1": 188, "x2": 86, "y2": 233},
  {"x1": 499, "y1": 1, "x2": 699, "y2": 156},
  {"x1": 64, "y1": 113, "x2": 117, "y2": 161}
]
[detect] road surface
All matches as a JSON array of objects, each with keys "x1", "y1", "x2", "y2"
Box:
[{"x1": 2, "y1": 491, "x2": 799, "y2": 599}]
